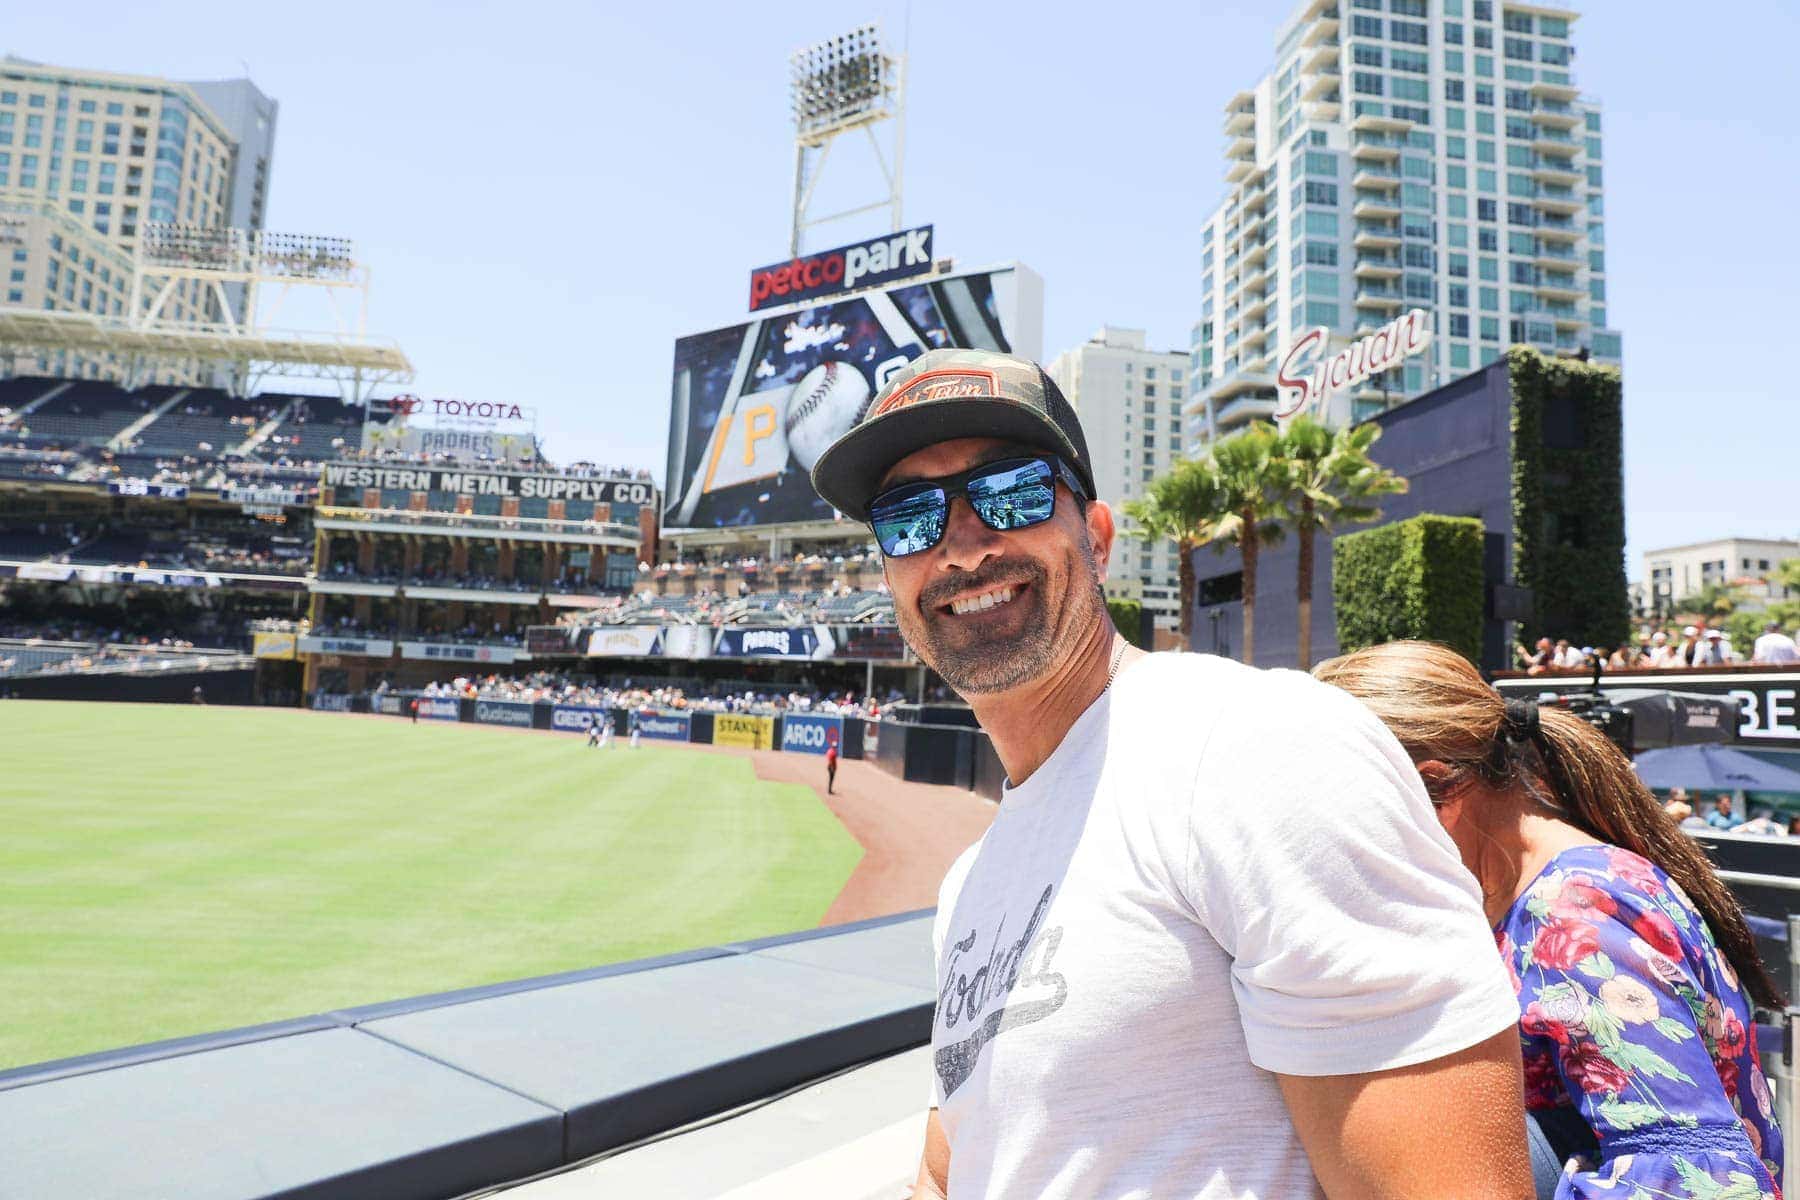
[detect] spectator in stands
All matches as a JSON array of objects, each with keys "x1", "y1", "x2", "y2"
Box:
[
  {"x1": 1754, "y1": 620, "x2": 1800, "y2": 665},
  {"x1": 1705, "y1": 793, "x2": 1744, "y2": 830},
  {"x1": 1647, "y1": 630, "x2": 1673, "y2": 666},
  {"x1": 1521, "y1": 636, "x2": 1555, "y2": 674},
  {"x1": 1694, "y1": 628, "x2": 1732, "y2": 666},
  {"x1": 1674, "y1": 625, "x2": 1703, "y2": 667}
]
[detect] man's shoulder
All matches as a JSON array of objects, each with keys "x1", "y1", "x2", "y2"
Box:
[{"x1": 1123, "y1": 652, "x2": 1382, "y2": 750}]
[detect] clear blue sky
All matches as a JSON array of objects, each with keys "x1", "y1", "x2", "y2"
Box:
[{"x1": 11, "y1": 0, "x2": 1795, "y2": 574}]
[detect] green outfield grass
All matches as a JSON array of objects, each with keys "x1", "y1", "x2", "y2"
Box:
[{"x1": 0, "y1": 701, "x2": 863, "y2": 1070}]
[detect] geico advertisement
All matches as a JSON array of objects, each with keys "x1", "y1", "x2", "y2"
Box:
[
  {"x1": 713, "y1": 714, "x2": 773, "y2": 749},
  {"x1": 664, "y1": 267, "x2": 1025, "y2": 529},
  {"x1": 552, "y1": 705, "x2": 608, "y2": 732},
  {"x1": 781, "y1": 713, "x2": 843, "y2": 755}
]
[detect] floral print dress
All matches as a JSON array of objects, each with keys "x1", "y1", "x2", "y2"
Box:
[{"x1": 1498, "y1": 844, "x2": 1784, "y2": 1199}]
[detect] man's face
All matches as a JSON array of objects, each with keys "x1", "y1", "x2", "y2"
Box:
[
  {"x1": 1716, "y1": 796, "x2": 1732, "y2": 814},
  {"x1": 1536, "y1": 638, "x2": 1551, "y2": 652},
  {"x1": 875, "y1": 436, "x2": 1114, "y2": 696}
]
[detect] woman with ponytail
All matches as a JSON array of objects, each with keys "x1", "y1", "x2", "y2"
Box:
[{"x1": 1315, "y1": 640, "x2": 1783, "y2": 1200}]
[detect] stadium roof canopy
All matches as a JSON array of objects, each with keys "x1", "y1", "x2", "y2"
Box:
[{"x1": 0, "y1": 309, "x2": 412, "y2": 383}]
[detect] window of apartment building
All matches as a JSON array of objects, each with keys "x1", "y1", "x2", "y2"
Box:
[
  {"x1": 1474, "y1": 83, "x2": 1495, "y2": 107},
  {"x1": 1353, "y1": 43, "x2": 1384, "y2": 67},
  {"x1": 1540, "y1": 43, "x2": 1569, "y2": 66},
  {"x1": 1474, "y1": 27, "x2": 1494, "y2": 49},
  {"x1": 1446, "y1": 50, "x2": 1466, "y2": 72},
  {"x1": 1305, "y1": 241, "x2": 1338, "y2": 266},
  {"x1": 1353, "y1": 71, "x2": 1384, "y2": 95},
  {"x1": 1480, "y1": 316, "x2": 1500, "y2": 340},
  {"x1": 1479, "y1": 286, "x2": 1500, "y2": 311},
  {"x1": 1305, "y1": 211, "x2": 1339, "y2": 236},
  {"x1": 1446, "y1": 106, "x2": 1466, "y2": 131},
  {"x1": 1448, "y1": 222, "x2": 1469, "y2": 246},
  {"x1": 1478, "y1": 227, "x2": 1498, "y2": 251},
  {"x1": 1446, "y1": 164, "x2": 1468, "y2": 188},
  {"x1": 1444, "y1": 21, "x2": 1464, "y2": 42},
  {"x1": 1305, "y1": 301, "x2": 1340, "y2": 326},
  {"x1": 1448, "y1": 253, "x2": 1470, "y2": 277},
  {"x1": 1476, "y1": 110, "x2": 1496, "y2": 134},
  {"x1": 1390, "y1": 20, "x2": 1427, "y2": 45},
  {"x1": 1391, "y1": 49, "x2": 1428, "y2": 74},
  {"x1": 1304, "y1": 181, "x2": 1338, "y2": 205}
]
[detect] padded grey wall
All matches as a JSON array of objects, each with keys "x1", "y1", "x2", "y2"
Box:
[{"x1": 0, "y1": 910, "x2": 934, "y2": 1200}]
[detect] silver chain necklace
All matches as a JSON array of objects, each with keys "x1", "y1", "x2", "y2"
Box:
[{"x1": 1105, "y1": 637, "x2": 1128, "y2": 692}]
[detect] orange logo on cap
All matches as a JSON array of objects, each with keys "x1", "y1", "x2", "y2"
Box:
[{"x1": 869, "y1": 368, "x2": 998, "y2": 417}]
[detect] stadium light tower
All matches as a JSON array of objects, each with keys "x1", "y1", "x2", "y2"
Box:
[{"x1": 788, "y1": 24, "x2": 905, "y2": 256}]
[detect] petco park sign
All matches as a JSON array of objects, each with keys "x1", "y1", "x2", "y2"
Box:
[
  {"x1": 1274, "y1": 308, "x2": 1432, "y2": 421},
  {"x1": 748, "y1": 225, "x2": 934, "y2": 312}
]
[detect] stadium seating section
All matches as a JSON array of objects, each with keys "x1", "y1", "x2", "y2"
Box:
[{"x1": 0, "y1": 376, "x2": 394, "y2": 483}]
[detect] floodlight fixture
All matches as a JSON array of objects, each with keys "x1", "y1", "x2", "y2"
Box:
[{"x1": 786, "y1": 23, "x2": 906, "y2": 255}]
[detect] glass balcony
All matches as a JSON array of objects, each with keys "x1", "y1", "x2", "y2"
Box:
[
  {"x1": 1353, "y1": 220, "x2": 1402, "y2": 248},
  {"x1": 1352, "y1": 164, "x2": 1403, "y2": 190}
]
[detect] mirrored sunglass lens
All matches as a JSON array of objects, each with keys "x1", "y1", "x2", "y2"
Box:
[
  {"x1": 969, "y1": 461, "x2": 1055, "y2": 530},
  {"x1": 872, "y1": 488, "x2": 946, "y2": 555}
]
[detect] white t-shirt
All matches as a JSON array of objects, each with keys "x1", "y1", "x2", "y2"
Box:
[
  {"x1": 1754, "y1": 632, "x2": 1800, "y2": 664},
  {"x1": 929, "y1": 653, "x2": 1518, "y2": 1199}
]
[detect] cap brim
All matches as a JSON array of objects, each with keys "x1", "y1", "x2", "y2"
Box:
[{"x1": 810, "y1": 399, "x2": 1089, "y2": 522}]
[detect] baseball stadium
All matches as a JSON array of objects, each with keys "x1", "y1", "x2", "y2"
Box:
[{"x1": 8, "y1": 13, "x2": 1800, "y2": 1200}]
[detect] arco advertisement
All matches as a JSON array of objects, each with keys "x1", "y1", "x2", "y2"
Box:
[
  {"x1": 665, "y1": 263, "x2": 1042, "y2": 529},
  {"x1": 781, "y1": 713, "x2": 843, "y2": 756}
]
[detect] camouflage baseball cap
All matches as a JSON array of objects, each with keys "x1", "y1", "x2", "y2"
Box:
[{"x1": 809, "y1": 348, "x2": 1096, "y2": 522}]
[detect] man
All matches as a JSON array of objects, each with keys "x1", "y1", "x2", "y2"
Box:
[
  {"x1": 1754, "y1": 620, "x2": 1800, "y2": 665},
  {"x1": 587, "y1": 715, "x2": 603, "y2": 748},
  {"x1": 1695, "y1": 627, "x2": 1731, "y2": 666},
  {"x1": 824, "y1": 727, "x2": 840, "y2": 795},
  {"x1": 1707, "y1": 793, "x2": 1744, "y2": 831},
  {"x1": 1521, "y1": 637, "x2": 1554, "y2": 675},
  {"x1": 810, "y1": 349, "x2": 1531, "y2": 1200},
  {"x1": 1647, "y1": 629, "x2": 1673, "y2": 666},
  {"x1": 409, "y1": 696, "x2": 419, "y2": 723},
  {"x1": 628, "y1": 708, "x2": 640, "y2": 749}
]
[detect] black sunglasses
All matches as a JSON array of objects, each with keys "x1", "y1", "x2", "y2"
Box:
[{"x1": 868, "y1": 455, "x2": 1087, "y2": 558}]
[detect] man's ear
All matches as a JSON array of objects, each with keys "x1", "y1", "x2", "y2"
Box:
[{"x1": 1085, "y1": 499, "x2": 1116, "y2": 582}]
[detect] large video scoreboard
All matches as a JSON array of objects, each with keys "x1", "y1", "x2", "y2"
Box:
[{"x1": 663, "y1": 260, "x2": 1042, "y2": 531}]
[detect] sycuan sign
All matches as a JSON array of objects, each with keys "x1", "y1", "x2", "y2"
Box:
[{"x1": 1274, "y1": 308, "x2": 1432, "y2": 421}]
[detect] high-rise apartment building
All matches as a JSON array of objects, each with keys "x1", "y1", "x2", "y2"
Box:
[
  {"x1": 0, "y1": 56, "x2": 276, "y2": 370},
  {"x1": 1047, "y1": 327, "x2": 1188, "y2": 631},
  {"x1": 1186, "y1": 0, "x2": 1618, "y2": 451}
]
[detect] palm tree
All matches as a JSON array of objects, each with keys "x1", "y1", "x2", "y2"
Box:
[
  {"x1": 1123, "y1": 457, "x2": 1224, "y2": 645},
  {"x1": 1203, "y1": 423, "x2": 1288, "y2": 664},
  {"x1": 1273, "y1": 416, "x2": 1409, "y2": 669}
]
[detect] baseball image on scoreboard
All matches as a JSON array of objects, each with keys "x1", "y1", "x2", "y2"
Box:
[{"x1": 664, "y1": 264, "x2": 1041, "y2": 529}]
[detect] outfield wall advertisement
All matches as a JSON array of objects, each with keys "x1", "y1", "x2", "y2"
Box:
[
  {"x1": 419, "y1": 697, "x2": 461, "y2": 721},
  {"x1": 551, "y1": 704, "x2": 607, "y2": 732},
  {"x1": 713, "y1": 714, "x2": 774, "y2": 749},
  {"x1": 664, "y1": 262, "x2": 1042, "y2": 530},
  {"x1": 781, "y1": 713, "x2": 843, "y2": 755},
  {"x1": 635, "y1": 711, "x2": 691, "y2": 741},
  {"x1": 473, "y1": 700, "x2": 534, "y2": 728}
]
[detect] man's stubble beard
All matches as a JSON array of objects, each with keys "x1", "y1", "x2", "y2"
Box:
[{"x1": 898, "y1": 531, "x2": 1107, "y2": 697}]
